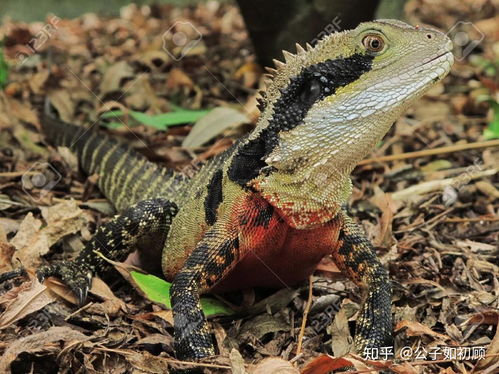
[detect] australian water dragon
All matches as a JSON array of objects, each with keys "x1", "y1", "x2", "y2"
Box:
[{"x1": 35, "y1": 19, "x2": 454, "y2": 360}]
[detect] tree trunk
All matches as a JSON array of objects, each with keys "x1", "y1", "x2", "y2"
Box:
[{"x1": 236, "y1": 0, "x2": 381, "y2": 67}]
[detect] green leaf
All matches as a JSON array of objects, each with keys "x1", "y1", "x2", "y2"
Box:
[
  {"x1": 484, "y1": 101, "x2": 499, "y2": 140},
  {"x1": 130, "y1": 271, "x2": 234, "y2": 316},
  {"x1": 0, "y1": 48, "x2": 8, "y2": 88},
  {"x1": 100, "y1": 108, "x2": 210, "y2": 130}
]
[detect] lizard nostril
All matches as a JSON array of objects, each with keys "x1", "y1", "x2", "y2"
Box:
[{"x1": 426, "y1": 33, "x2": 433, "y2": 40}]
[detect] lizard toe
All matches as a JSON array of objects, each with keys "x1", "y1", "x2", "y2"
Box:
[{"x1": 36, "y1": 261, "x2": 93, "y2": 306}]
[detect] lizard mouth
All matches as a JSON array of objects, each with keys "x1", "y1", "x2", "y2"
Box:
[
  {"x1": 415, "y1": 50, "x2": 453, "y2": 75},
  {"x1": 420, "y1": 50, "x2": 453, "y2": 67}
]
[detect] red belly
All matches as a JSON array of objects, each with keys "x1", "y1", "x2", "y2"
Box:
[{"x1": 211, "y1": 195, "x2": 341, "y2": 293}]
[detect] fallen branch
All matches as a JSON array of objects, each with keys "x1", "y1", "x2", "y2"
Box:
[
  {"x1": 391, "y1": 168, "x2": 497, "y2": 201},
  {"x1": 359, "y1": 139, "x2": 499, "y2": 165},
  {"x1": 295, "y1": 275, "x2": 313, "y2": 356}
]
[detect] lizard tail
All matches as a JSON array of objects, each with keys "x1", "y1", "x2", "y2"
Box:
[{"x1": 41, "y1": 100, "x2": 184, "y2": 211}]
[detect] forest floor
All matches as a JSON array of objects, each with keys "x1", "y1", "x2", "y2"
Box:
[{"x1": 0, "y1": 0, "x2": 498, "y2": 373}]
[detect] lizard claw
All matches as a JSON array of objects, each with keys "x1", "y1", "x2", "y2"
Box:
[{"x1": 36, "y1": 261, "x2": 93, "y2": 306}]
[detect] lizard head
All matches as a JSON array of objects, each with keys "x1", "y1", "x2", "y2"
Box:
[{"x1": 229, "y1": 19, "x2": 454, "y2": 227}]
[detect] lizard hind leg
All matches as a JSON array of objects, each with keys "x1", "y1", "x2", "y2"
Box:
[
  {"x1": 332, "y1": 210, "x2": 393, "y2": 356},
  {"x1": 37, "y1": 198, "x2": 178, "y2": 305}
]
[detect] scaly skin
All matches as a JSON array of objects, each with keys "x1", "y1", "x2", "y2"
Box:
[{"x1": 35, "y1": 19, "x2": 454, "y2": 360}]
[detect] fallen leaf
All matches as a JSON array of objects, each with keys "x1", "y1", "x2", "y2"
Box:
[
  {"x1": 370, "y1": 186, "x2": 397, "y2": 247},
  {"x1": 329, "y1": 308, "x2": 353, "y2": 357},
  {"x1": 48, "y1": 90, "x2": 75, "y2": 123},
  {"x1": 230, "y1": 348, "x2": 247, "y2": 374},
  {"x1": 301, "y1": 355, "x2": 353, "y2": 374},
  {"x1": 129, "y1": 271, "x2": 234, "y2": 316},
  {"x1": 166, "y1": 68, "x2": 194, "y2": 89},
  {"x1": 0, "y1": 326, "x2": 87, "y2": 373},
  {"x1": 0, "y1": 241, "x2": 15, "y2": 272},
  {"x1": 475, "y1": 180, "x2": 499, "y2": 199},
  {"x1": 0, "y1": 279, "x2": 55, "y2": 329},
  {"x1": 6, "y1": 95, "x2": 39, "y2": 127},
  {"x1": 182, "y1": 107, "x2": 249, "y2": 147},
  {"x1": 10, "y1": 200, "x2": 89, "y2": 269},
  {"x1": 474, "y1": 322, "x2": 499, "y2": 370},
  {"x1": 250, "y1": 357, "x2": 299, "y2": 374},
  {"x1": 99, "y1": 61, "x2": 134, "y2": 95},
  {"x1": 395, "y1": 320, "x2": 451, "y2": 341}
]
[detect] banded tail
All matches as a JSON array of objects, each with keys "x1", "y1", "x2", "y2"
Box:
[{"x1": 42, "y1": 104, "x2": 185, "y2": 211}]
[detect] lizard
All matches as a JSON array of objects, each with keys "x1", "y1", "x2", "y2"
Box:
[{"x1": 34, "y1": 19, "x2": 454, "y2": 361}]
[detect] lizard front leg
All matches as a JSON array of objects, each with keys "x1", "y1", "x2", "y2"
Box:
[
  {"x1": 331, "y1": 210, "x2": 393, "y2": 355},
  {"x1": 170, "y1": 221, "x2": 239, "y2": 360},
  {"x1": 37, "y1": 198, "x2": 178, "y2": 304}
]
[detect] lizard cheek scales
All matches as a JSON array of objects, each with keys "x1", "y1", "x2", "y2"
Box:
[{"x1": 34, "y1": 20, "x2": 453, "y2": 361}]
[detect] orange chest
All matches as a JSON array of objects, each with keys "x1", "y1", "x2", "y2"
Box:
[{"x1": 211, "y1": 195, "x2": 341, "y2": 293}]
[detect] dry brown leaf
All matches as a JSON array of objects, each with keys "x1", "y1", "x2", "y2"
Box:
[
  {"x1": 389, "y1": 362, "x2": 419, "y2": 374},
  {"x1": 5, "y1": 95, "x2": 40, "y2": 127},
  {"x1": 474, "y1": 323, "x2": 499, "y2": 370},
  {"x1": 250, "y1": 357, "x2": 299, "y2": 374},
  {"x1": 133, "y1": 310, "x2": 173, "y2": 325},
  {"x1": 10, "y1": 200, "x2": 89, "y2": 269},
  {"x1": 229, "y1": 348, "x2": 247, "y2": 374},
  {"x1": 475, "y1": 180, "x2": 499, "y2": 199},
  {"x1": 0, "y1": 279, "x2": 55, "y2": 329},
  {"x1": 42, "y1": 276, "x2": 78, "y2": 304},
  {"x1": 301, "y1": 355, "x2": 353, "y2": 374},
  {"x1": 182, "y1": 107, "x2": 249, "y2": 148},
  {"x1": 137, "y1": 50, "x2": 170, "y2": 71},
  {"x1": 43, "y1": 274, "x2": 125, "y2": 313},
  {"x1": 0, "y1": 241, "x2": 15, "y2": 272},
  {"x1": 234, "y1": 62, "x2": 263, "y2": 88},
  {"x1": 475, "y1": 15, "x2": 499, "y2": 41},
  {"x1": 99, "y1": 61, "x2": 134, "y2": 95},
  {"x1": 370, "y1": 186, "x2": 397, "y2": 247},
  {"x1": 0, "y1": 326, "x2": 87, "y2": 373},
  {"x1": 28, "y1": 70, "x2": 49, "y2": 95},
  {"x1": 395, "y1": 320, "x2": 451, "y2": 341},
  {"x1": 166, "y1": 68, "x2": 194, "y2": 90},
  {"x1": 329, "y1": 308, "x2": 353, "y2": 357},
  {"x1": 48, "y1": 90, "x2": 75, "y2": 123},
  {"x1": 123, "y1": 350, "x2": 170, "y2": 373}
]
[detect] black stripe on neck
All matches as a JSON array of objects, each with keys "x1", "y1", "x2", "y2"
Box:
[{"x1": 228, "y1": 53, "x2": 374, "y2": 186}]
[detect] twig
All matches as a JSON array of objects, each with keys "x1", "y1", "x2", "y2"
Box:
[
  {"x1": 444, "y1": 216, "x2": 499, "y2": 223},
  {"x1": 296, "y1": 275, "x2": 313, "y2": 356},
  {"x1": 359, "y1": 139, "x2": 499, "y2": 165},
  {"x1": 391, "y1": 168, "x2": 497, "y2": 201},
  {"x1": 95, "y1": 347, "x2": 232, "y2": 369},
  {"x1": 0, "y1": 171, "x2": 38, "y2": 178}
]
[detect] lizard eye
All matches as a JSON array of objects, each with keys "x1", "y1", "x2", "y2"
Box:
[
  {"x1": 300, "y1": 79, "x2": 322, "y2": 104},
  {"x1": 362, "y1": 34, "x2": 385, "y2": 53}
]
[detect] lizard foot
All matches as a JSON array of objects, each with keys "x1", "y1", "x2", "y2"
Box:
[
  {"x1": 173, "y1": 308, "x2": 215, "y2": 361},
  {"x1": 36, "y1": 261, "x2": 93, "y2": 306}
]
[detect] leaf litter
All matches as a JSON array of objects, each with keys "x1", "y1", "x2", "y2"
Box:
[{"x1": 0, "y1": 0, "x2": 497, "y2": 373}]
